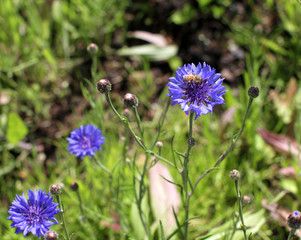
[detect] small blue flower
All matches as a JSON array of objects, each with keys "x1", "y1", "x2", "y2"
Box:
[
  {"x1": 167, "y1": 62, "x2": 227, "y2": 119},
  {"x1": 7, "y1": 189, "x2": 60, "y2": 238},
  {"x1": 67, "y1": 124, "x2": 105, "y2": 159}
]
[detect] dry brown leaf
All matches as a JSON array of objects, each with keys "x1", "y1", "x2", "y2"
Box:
[
  {"x1": 279, "y1": 166, "x2": 296, "y2": 177},
  {"x1": 257, "y1": 128, "x2": 301, "y2": 158}
]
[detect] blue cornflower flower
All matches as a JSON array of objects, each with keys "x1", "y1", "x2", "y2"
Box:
[
  {"x1": 67, "y1": 124, "x2": 105, "y2": 159},
  {"x1": 7, "y1": 189, "x2": 60, "y2": 238},
  {"x1": 167, "y1": 62, "x2": 227, "y2": 119}
]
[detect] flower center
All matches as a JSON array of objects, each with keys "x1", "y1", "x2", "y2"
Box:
[
  {"x1": 80, "y1": 136, "x2": 92, "y2": 149},
  {"x1": 183, "y1": 80, "x2": 211, "y2": 106},
  {"x1": 24, "y1": 204, "x2": 43, "y2": 225}
]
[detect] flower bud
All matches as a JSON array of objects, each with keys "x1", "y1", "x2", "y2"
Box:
[
  {"x1": 248, "y1": 86, "x2": 259, "y2": 98},
  {"x1": 44, "y1": 230, "x2": 58, "y2": 240},
  {"x1": 229, "y1": 169, "x2": 240, "y2": 181},
  {"x1": 49, "y1": 184, "x2": 62, "y2": 196},
  {"x1": 87, "y1": 43, "x2": 98, "y2": 55},
  {"x1": 187, "y1": 137, "x2": 196, "y2": 147},
  {"x1": 124, "y1": 93, "x2": 139, "y2": 108},
  {"x1": 288, "y1": 211, "x2": 301, "y2": 229},
  {"x1": 70, "y1": 182, "x2": 79, "y2": 191},
  {"x1": 123, "y1": 108, "x2": 131, "y2": 117},
  {"x1": 155, "y1": 141, "x2": 163, "y2": 149},
  {"x1": 97, "y1": 79, "x2": 112, "y2": 94},
  {"x1": 242, "y1": 195, "x2": 251, "y2": 205}
]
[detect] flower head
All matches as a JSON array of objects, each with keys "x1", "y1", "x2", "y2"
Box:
[
  {"x1": 7, "y1": 189, "x2": 60, "y2": 238},
  {"x1": 288, "y1": 210, "x2": 301, "y2": 229},
  {"x1": 67, "y1": 124, "x2": 105, "y2": 159},
  {"x1": 167, "y1": 62, "x2": 226, "y2": 119}
]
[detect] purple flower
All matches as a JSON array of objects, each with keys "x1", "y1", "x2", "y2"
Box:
[
  {"x1": 167, "y1": 62, "x2": 227, "y2": 119},
  {"x1": 7, "y1": 189, "x2": 60, "y2": 238},
  {"x1": 67, "y1": 124, "x2": 105, "y2": 159}
]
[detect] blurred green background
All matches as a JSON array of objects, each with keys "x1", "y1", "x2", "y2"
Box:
[{"x1": 1, "y1": 0, "x2": 301, "y2": 239}]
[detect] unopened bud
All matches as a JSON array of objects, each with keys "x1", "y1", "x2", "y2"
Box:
[
  {"x1": 229, "y1": 169, "x2": 240, "y2": 181},
  {"x1": 70, "y1": 182, "x2": 79, "y2": 191},
  {"x1": 49, "y1": 184, "x2": 62, "y2": 196},
  {"x1": 87, "y1": 43, "x2": 98, "y2": 55},
  {"x1": 123, "y1": 108, "x2": 131, "y2": 117},
  {"x1": 288, "y1": 211, "x2": 301, "y2": 229},
  {"x1": 44, "y1": 230, "x2": 58, "y2": 240},
  {"x1": 97, "y1": 79, "x2": 111, "y2": 94},
  {"x1": 124, "y1": 93, "x2": 139, "y2": 108},
  {"x1": 248, "y1": 86, "x2": 259, "y2": 98},
  {"x1": 156, "y1": 141, "x2": 163, "y2": 149},
  {"x1": 242, "y1": 195, "x2": 251, "y2": 205},
  {"x1": 187, "y1": 137, "x2": 196, "y2": 147}
]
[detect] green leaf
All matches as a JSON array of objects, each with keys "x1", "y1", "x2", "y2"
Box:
[
  {"x1": 6, "y1": 113, "x2": 28, "y2": 145},
  {"x1": 260, "y1": 38, "x2": 288, "y2": 56}
]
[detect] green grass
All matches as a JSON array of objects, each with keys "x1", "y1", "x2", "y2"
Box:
[{"x1": 1, "y1": 0, "x2": 301, "y2": 239}]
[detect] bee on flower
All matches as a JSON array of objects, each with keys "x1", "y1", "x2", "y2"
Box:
[{"x1": 167, "y1": 62, "x2": 227, "y2": 119}]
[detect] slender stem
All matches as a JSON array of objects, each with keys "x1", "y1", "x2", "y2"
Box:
[
  {"x1": 76, "y1": 190, "x2": 85, "y2": 221},
  {"x1": 193, "y1": 98, "x2": 254, "y2": 191},
  {"x1": 132, "y1": 106, "x2": 144, "y2": 138},
  {"x1": 229, "y1": 214, "x2": 240, "y2": 240},
  {"x1": 92, "y1": 156, "x2": 112, "y2": 175},
  {"x1": 182, "y1": 112, "x2": 194, "y2": 240},
  {"x1": 235, "y1": 180, "x2": 248, "y2": 240},
  {"x1": 92, "y1": 156, "x2": 115, "y2": 212},
  {"x1": 91, "y1": 55, "x2": 97, "y2": 82},
  {"x1": 56, "y1": 195, "x2": 70, "y2": 240},
  {"x1": 105, "y1": 92, "x2": 147, "y2": 151},
  {"x1": 287, "y1": 228, "x2": 296, "y2": 240},
  {"x1": 103, "y1": 93, "x2": 171, "y2": 239},
  {"x1": 135, "y1": 99, "x2": 171, "y2": 238}
]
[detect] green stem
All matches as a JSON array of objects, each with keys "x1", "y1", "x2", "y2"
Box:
[
  {"x1": 132, "y1": 106, "x2": 144, "y2": 138},
  {"x1": 287, "y1": 228, "x2": 296, "y2": 240},
  {"x1": 76, "y1": 190, "x2": 85, "y2": 221},
  {"x1": 56, "y1": 195, "x2": 70, "y2": 240},
  {"x1": 235, "y1": 180, "x2": 248, "y2": 240},
  {"x1": 105, "y1": 92, "x2": 147, "y2": 151},
  {"x1": 92, "y1": 156, "x2": 112, "y2": 175},
  {"x1": 135, "y1": 98, "x2": 171, "y2": 238},
  {"x1": 193, "y1": 98, "x2": 254, "y2": 191},
  {"x1": 91, "y1": 55, "x2": 97, "y2": 82},
  {"x1": 182, "y1": 112, "x2": 195, "y2": 240},
  {"x1": 103, "y1": 94, "x2": 171, "y2": 239}
]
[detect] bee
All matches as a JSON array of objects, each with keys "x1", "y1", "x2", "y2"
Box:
[
  {"x1": 183, "y1": 74, "x2": 194, "y2": 82},
  {"x1": 193, "y1": 75, "x2": 203, "y2": 84},
  {"x1": 183, "y1": 74, "x2": 203, "y2": 84}
]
